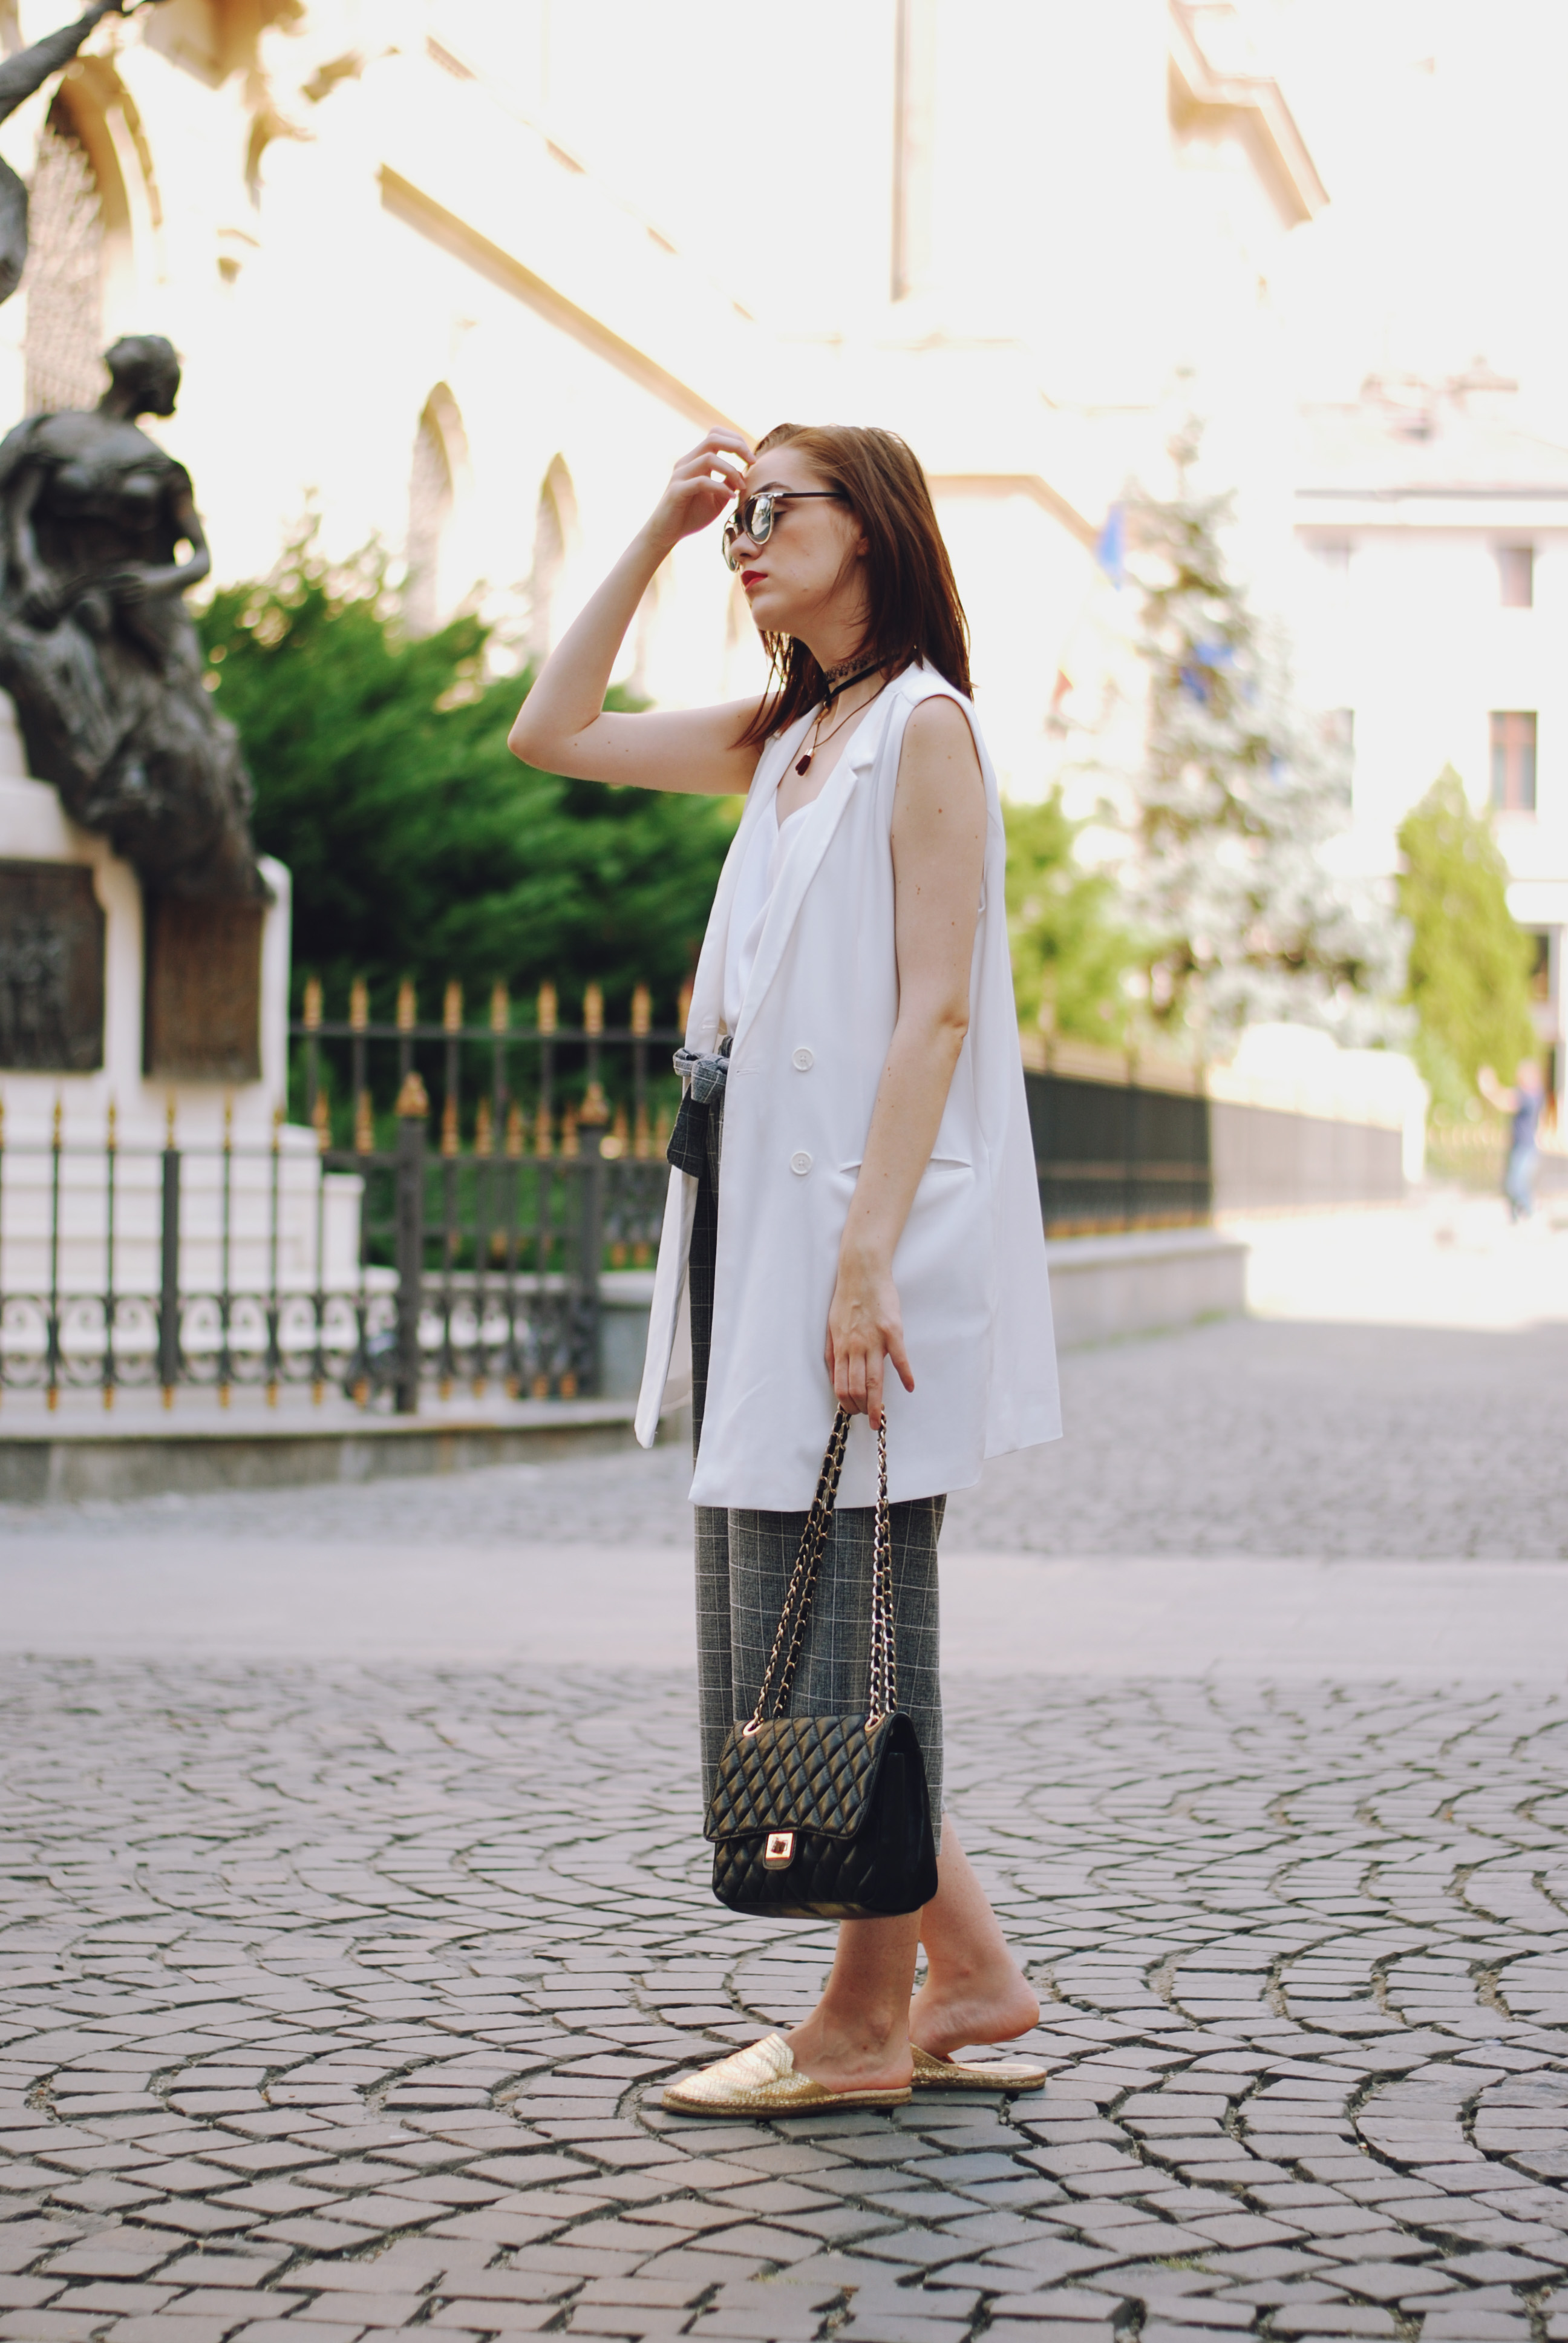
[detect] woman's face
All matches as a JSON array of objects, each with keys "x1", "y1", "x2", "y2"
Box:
[{"x1": 731, "y1": 445, "x2": 867, "y2": 643}]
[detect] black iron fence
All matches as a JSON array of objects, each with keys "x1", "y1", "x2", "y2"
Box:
[
  {"x1": 1022, "y1": 1039, "x2": 1212, "y2": 1234},
  {"x1": 296, "y1": 978, "x2": 678, "y2": 1407},
  {"x1": 0, "y1": 978, "x2": 680, "y2": 1412}
]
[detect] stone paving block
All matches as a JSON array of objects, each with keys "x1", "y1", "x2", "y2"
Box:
[
  {"x1": 1141, "y1": 2324, "x2": 1254, "y2": 2343},
  {"x1": 1420, "y1": 2316, "x2": 1531, "y2": 2341},
  {"x1": 107, "y1": 2321, "x2": 240, "y2": 2343},
  {"x1": 1269, "y1": 2313, "x2": 1399, "y2": 2337},
  {"x1": 0, "y1": 2315, "x2": 110, "y2": 2341},
  {"x1": 0, "y1": 2275, "x2": 64, "y2": 2308},
  {"x1": 835, "y1": 2316, "x2": 973, "y2": 2342},
  {"x1": 557, "y1": 2312, "x2": 691, "y2": 2341},
  {"x1": 225, "y1": 2324, "x2": 374, "y2": 2343}
]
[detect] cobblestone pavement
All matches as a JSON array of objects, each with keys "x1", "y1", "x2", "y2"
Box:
[
  {"x1": 4, "y1": 1661, "x2": 1568, "y2": 2342},
  {"x1": 5, "y1": 1316, "x2": 1566, "y2": 1559}
]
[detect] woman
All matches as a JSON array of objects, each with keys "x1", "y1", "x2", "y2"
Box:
[{"x1": 510, "y1": 424, "x2": 1061, "y2": 2114}]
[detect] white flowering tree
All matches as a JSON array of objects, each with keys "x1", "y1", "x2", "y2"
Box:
[{"x1": 1105, "y1": 426, "x2": 1408, "y2": 1047}]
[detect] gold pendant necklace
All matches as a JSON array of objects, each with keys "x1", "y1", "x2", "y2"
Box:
[{"x1": 795, "y1": 660, "x2": 885, "y2": 776}]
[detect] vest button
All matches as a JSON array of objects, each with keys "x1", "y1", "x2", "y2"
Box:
[
  {"x1": 792, "y1": 1045, "x2": 815, "y2": 1071},
  {"x1": 789, "y1": 1150, "x2": 812, "y2": 1175}
]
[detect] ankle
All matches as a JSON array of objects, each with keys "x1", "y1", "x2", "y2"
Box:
[{"x1": 800, "y1": 1999, "x2": 907, "y2": 2056}]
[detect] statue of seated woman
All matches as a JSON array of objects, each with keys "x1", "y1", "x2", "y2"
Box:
[{"x1": 0, "y1": 333, "x2": 263, "y2": 902}]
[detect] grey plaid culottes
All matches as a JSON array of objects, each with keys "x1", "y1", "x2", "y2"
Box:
[{"x1": 687, "y1": 1089, "x2": 945, "y2": 1817}]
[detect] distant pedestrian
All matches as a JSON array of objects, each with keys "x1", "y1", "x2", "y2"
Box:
[
  {"x1": 1479, "y1": 1057, "x2": 1546, "y2": 1222},
  {"x1": 511, "y1": 425, "x2": 1060, "y2": 2115}
]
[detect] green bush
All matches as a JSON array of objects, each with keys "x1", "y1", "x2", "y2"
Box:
[
  {"x1": 1396, "y1": 767, "x2": 1536, "y2": 1116},
  {"x1": 1005, "y1": 789, "x2": 1137, "y2": 1044},
  {"x1": 198, "y1": 542, "x2": 735, "y2": 1022}
]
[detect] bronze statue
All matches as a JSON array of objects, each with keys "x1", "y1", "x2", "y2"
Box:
[
  {"x1": 0, "y1": 0, "x2": 263, "y2": 905},
  {"x1": 0, "y1": 335, "x2": 262, "y2": 900}
]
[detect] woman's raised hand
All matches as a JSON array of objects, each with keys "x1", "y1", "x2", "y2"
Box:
[{"x1": 647, "y1": 428, "x2": 753, "y2": 554}]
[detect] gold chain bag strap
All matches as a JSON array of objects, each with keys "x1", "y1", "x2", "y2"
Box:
[{"x1": 702, "y1": 1407, "x2": 939, "y2": 1920}]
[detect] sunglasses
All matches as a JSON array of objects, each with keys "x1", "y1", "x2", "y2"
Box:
[{"x1": 722, "y1": 489, "x2": 843, "y2": 572}]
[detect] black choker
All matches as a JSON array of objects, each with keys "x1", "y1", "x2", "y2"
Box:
[{"x1": 820, "y1": 658, "x2": 884, "y2": 706}]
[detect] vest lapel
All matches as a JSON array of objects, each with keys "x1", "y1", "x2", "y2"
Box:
[
  {"x1": 684, "y1": 714, "x2": 810, "y2": 1050},
  {"x1": 730, "y1": 681, "x2": 904, "y2": 1055}
]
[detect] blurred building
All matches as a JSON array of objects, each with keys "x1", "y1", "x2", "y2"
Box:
[
  {"x1": 0, "y1": 0, "x2": 1325, "y2": 801},
  {"x1": 1290, "y1": 370, "x2": 1568, "y2": 1090}
]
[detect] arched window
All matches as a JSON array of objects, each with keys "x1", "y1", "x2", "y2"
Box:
[
  {"x1": 528, "y1": 455, "x2": 578, "y2": 664},
  {"x1": 22, "y1": 98, "x2": 106, "y2": 414},
  {"x1": 404, "y1": 385, "x2": 469, "y2": 637},
  {"x1": 406, "y1": 406, "x2": 454, "y2": 637}
]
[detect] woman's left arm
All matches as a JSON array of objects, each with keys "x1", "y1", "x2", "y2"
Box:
[{"x1": 826, "y1": 696, "x2": 987, "y2": 1427}]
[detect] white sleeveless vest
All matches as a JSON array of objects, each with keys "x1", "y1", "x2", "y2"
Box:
[{"x1": 635, "y1": 661, "x2": 1061, "y2": 1510}]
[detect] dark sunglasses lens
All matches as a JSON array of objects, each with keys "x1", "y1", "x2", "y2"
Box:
[{"x1": 748, "y1": 493, "x2": 775, "y2": 545}]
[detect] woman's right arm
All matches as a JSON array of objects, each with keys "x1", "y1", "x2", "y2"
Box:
[{"x1": 508, "y1": 428, "x2": 761, "y2": 798}]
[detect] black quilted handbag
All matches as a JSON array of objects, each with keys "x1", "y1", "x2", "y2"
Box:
[{"x1": 704, "y1": 1407, "x2": 939, "y2": 1921}]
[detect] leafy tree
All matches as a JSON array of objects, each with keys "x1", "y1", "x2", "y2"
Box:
[
  {"x1": 1005, "y1": 788, "x2": 1137, "y2": 1044},
  {"x1": 1396, "y1": 768, "x2": 1536, "y2": 1116},
  {"x1": 1105, "y1": 426, "x2": 1406, "y2": 1046},
  {"x1": 197, "y1": 540, "x2": 735, "y2": 1023}
]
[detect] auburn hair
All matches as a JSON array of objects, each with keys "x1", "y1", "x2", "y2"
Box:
[{"x1": 734, "y1": 424, "x2": 972, "y2": 751}]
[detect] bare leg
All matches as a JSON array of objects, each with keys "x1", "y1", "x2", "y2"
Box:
[
  {"x1": 784, "y1": 1910, "x2": 920, "y2": 2093},
  {"x1": 909, "y1": 1813, "x2": 1039, "y2": 2056},
  {"x1": 786, "y1": 1815, "x2": 1036, "y2": 2088}
]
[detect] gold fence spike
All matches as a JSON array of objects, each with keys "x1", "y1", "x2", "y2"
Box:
[
  {"x1": 441, "y1": 1094, "x2": 459, "y2": 1156},
  {"x1": 491, "y1": 981, "x2": 509, "y2": 1033},
  {"x1": 350, "y1": 977, "x2": 368, "y2": 1031},
  {"x1": 506, "y1": 1100, "x2": 524, "y2": 1158},
  {"x1": 106, "y1": 1096, "x2": 117, "y2": 1152},
  {"x1": 580, "y1": 1080, "x2": 608, "y2": 1126},
  {"x1": 303, "y1": 975, "x2": 322, "y2": 1029},
  {"x1": 354, "y1": 1090, "x2": 374, "y2": 1154},
  {"x1": 633, "y1": 1101, "x2": 650, "y2": 1160},
  {"x1": 52, "y1": 1094, "x2": 62, "y2": 1148},
  {"x1": 223, "y1": 1095, "x2": 233, "y2": 1150},
  {"x1": 560, "y1": 1104, "x2": 579, "y2": 1157},
  {"x1": 534, "y1": 1101, "x2": 553, "y2": 1157},
  {"x1": 394, "y1": 1070, "x2": 430, "y2": 1119},
  {"x1": 444, "y1": 980, "x2": 463, "y2": 1034},
  {"x1": 475, "y1": 1098, "x2": 493, "y2": 1156},
  {"x1": 631, "y1": 983, "x2": 651, "y2": 1037},
  {"x1": 312, "y1": 1090, "x2": 331, "y2": 1148},
  {"x1": 166, "y1": 1092, "x2": 177, "y2": 1147},
  {"x1": 396, "y1": 978, "x2": 416, "y2": 1031},
  {"x1": 537, "y1": 981, "x2": 557, "y2": 1035},
  {"x1": 584, "y1": 983, "x2": 603, "y2": 1037}
]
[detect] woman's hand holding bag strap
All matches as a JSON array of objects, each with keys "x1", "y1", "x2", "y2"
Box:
[{"x1": 704, "y1": 1409, "x2": 939, "y2": 1919}]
